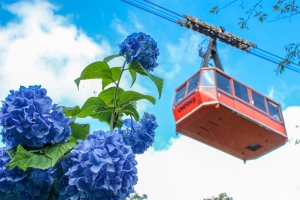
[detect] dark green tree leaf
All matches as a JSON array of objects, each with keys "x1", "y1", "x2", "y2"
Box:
[
  {"x1": 128, "y1": 60, "x2": 163, "y2": 98},
  {"x1": 74, "y1": 61, "x2": 112, "y2": 89},
  {"x1": 118, "y1": 90, "x2": 156, "y2": 106},
  {"x1": 6, "y1": 145, "x2": 52, "y2": 171},
  {"x1": 103, "y1": 54, "x2": 124, "y2": 62},
  {"x1": 77, "y1": 97, "x2": 107, "y2": 118},
  {"x1": 70, "y1": 122, "x2": 90, "y2": 140},
  {"x1": 44, "y1": 138, "x2": 77, "y2": 167}
]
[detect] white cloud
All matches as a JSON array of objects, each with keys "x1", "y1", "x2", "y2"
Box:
[
  {"x1": 111, "y1": 11, "x2": 144, "y2": 37},
  {"x1": 0, "y1": 0, "x2": 113, "y2": 106},
  {"x1": 134, "y1": 106, "x2": 300, "y2": 200},
  {"x1": 167, "y1": 32, "x2": 204, "y2": 63}
]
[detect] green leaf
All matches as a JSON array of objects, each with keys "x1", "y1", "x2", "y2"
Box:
[
  {"x1": 62, "y1": 106, "x2": 81, "y2": 117},
  {"x1": 6, "y1": 145, "x2": 52, "y2": 171},
  {"x1": 101, "y1": 67, "x2": 122, "y2": 90},
  {"x1": 103, "y1": 54, "x2": 124, "y2": 62},
  {"x1": 111, "y1": 67, "x2": 122, "y2": 81},
  {"x1": 75, "y1": 61, "x2": 112, "y2": 89},
  {"x1": 148, "y1": 74, "x2": 164, "y2": 99},
  {"x1": 118, "y1": 103, "x2": 140, "y2": 121},
  {"x1": 118, "y1": 90, "x2": 156, "y2": 106},
  {"x1": 128, "y1": 60, "x2": 148, "y2": 75},
  {"x1": 98, "y1": 87, "x2": 124, "y2": 105},
  {"x1": 101, "y1": 78, "x2": 113, "y2": 90},
  {"x1": 77, "y1": 97, "x2": 107, "y2": 118},
  {"x1": 129, "y1": 69, "x2": 137, "y2": 87},
  {"x1": 44, "y1": 139, "x2": 77, "y2": 167},
  {"x1": 128, "y1": 60, "x2": 164, "y2": 98},
  {"x1": 90, "y1": 107, "x2": 114, "y2": 125},
  {"x1": 70, "y1": 122, "x2": 90, "y2": 140},
  {"x1": 6, "y1": 148, "x2": 17, "y2": 159}
]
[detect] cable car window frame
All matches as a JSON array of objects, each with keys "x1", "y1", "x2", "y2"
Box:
[
  {"x1": 252, "y1": 91, "x2": 267, "y2": 112},
  {"x1": 200, "y1": 69, "x2": 215, "y2": 86},
  {"x1": 187, "y1": 72, "x2": 200, "y2": 94},
  {"x1": 267, "y1": 100, "x2": 282, "y2": 121},
  {"x1": 216, "y1": 71, "x2": 232, "y2": 94},
  {"x1": 233, "y1": 80, "x2": 249, "y2": 103},
  {"x1": 175, "y1": 84, "x2": 187, "y2": 104}
]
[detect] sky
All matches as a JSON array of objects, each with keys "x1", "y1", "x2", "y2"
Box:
[{"x1": 0, "y1": 0, "x2": 300, "y2": 199}]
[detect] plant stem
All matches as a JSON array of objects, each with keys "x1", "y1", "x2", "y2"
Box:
[{"x1": 110, "y1": 60, "x2": 127, "y2": 132}]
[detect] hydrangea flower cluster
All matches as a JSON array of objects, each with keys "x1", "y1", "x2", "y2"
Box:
[
  {"x1": 119, "y1": 112, "x2": 158, "y2": 154},
  {"x1": 0, "y1": 148, "x2": 53, "y2": 199},
  {"x1": 54, "y1": 130, "x2": 138, "y2": 200},
  {"x1": 0, "y1": 85, "x2": 72, "y2": 148},
  {"x1": 119, "y1": 32, "x2": 159, "y2": 72}
]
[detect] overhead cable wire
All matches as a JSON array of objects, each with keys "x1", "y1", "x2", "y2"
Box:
[
  {"x1": 121, "y1": 0, "x2": 300, "y2": 73},
  {"x1": 121, "y1": 0, "x2": 180, "y2": 23}
]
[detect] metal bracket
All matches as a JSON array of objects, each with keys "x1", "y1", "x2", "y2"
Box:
[{"x1": 200, "y1": 38, "x2": 224, "y2": 71}]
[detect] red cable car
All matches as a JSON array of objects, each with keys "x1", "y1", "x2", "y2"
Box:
[{"x1": 172, "y1": 39, "x2": 287, "y2": 162}]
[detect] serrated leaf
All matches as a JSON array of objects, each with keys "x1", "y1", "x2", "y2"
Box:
[
  {"x1": 118, "y1": 90, "x2": 156, "y2": 106},
  {"x1": 98, "y1": 87, "x2": 124, "y2": 105},
  {"x1": 6, "y1": 148, "x2": 17, "y2": 159},
  {"x1": 129, "y1": 69, "x2": 137, "y2": 87},
  {"x1": 6, "y1": 145, "x2": 52, "y2": 171},
  {"x1": 103, "y1": 54, "x2": 124, "y2": 62},
  {"x1": 70, "y1": 122, "x2": 90, "y2": 140},
  {"x1": 44, "y1": 139, "x2": 77, "y2": 167},
  {"x1": 75, "y1": 61, "x2": 112, "y2": 89},
  {"x1": 77, "y1": 97, "x2": 107, "y2": 118},
  {"x1": 118, "y1": 103, "x2": 140, "y2": 121},
  {"x1": 62, "y1": 106, "x2": 81, "y2": 117},
  {"x1": 128, "y1": 60, "x2": 164, "y2": 98}
]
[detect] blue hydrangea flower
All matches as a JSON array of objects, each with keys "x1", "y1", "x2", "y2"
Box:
[
  {"x1": 0, "y1": 85, "x2": 72, "y2": 148},
  {"x1": 54, "y1": 130, "x2": 138, "y2": 200},
  {"x1": 119, "y1": 32, "x2": 159, "y2": 72},
  {"x1": 119, "y1": 112, "x2": 158, "y2": 154},
  {"x1": 0, "y1": 148, "x2": 53, "y2": 199}
]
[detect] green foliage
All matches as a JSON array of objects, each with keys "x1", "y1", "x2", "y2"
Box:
[
  {"x1": 74, "y1": 56, "x2": 163, "y2": 131},
  {"x1": 128, "y1": 60, "x2": 163, "y2": 99},
  {"x1": 103, "y1": 54, "x2": 124, "y2": 62},
  {"x1": 127, "y1": 193, "x2": 148, "y2": 200},
  {"x1": 202, "y1": 192, "x2": 233, "y2": 200},
  {"x1": 62, "y1": 106, "x2": 81, "y2": 117},
  {"x1": 74, "y1": 61, "x2": 112, "y2": 89},
  {"x1": 6, "y1": 145, "x2": 52, "y2": 171},
  {"x1": 6, "y1": 137, "x2": 78, "y2": 170},
  {"x1": 44, "y1": 138, "x2": 77, "y2": 167},
  {"x1": 69, "y1": 122, "x2": 90, "y2": 140},
  {"x1": 210, "y1": 0, "x2": 300, "y2": 72}
]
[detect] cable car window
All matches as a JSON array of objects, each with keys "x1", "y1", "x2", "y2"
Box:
[
  {"x1": 187, "y1": 73, "x2": 200, "y2": 94},
  {"x1": 267, "y1": 100, "x2": 281, "y2": 120},
  {"x1": 216, "y1": 72, "x2": 232, "y2": 94},
  {"x1": 252, "y1": 91, "x2": 266, "y2": 112},
  {"x1": 175, "y1": 85, "x2": 186, "y2": 103},
  {"x1": 234, "y1": 81, "x2": 249, "y2": 102},
  {"x1": 200, "y1": 70, "x2": 215, "y2": 86}
]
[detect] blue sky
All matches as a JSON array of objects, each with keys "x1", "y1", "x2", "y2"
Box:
[{"x1": 0, "y1": 0, "x2": 300, "y2": 199}]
